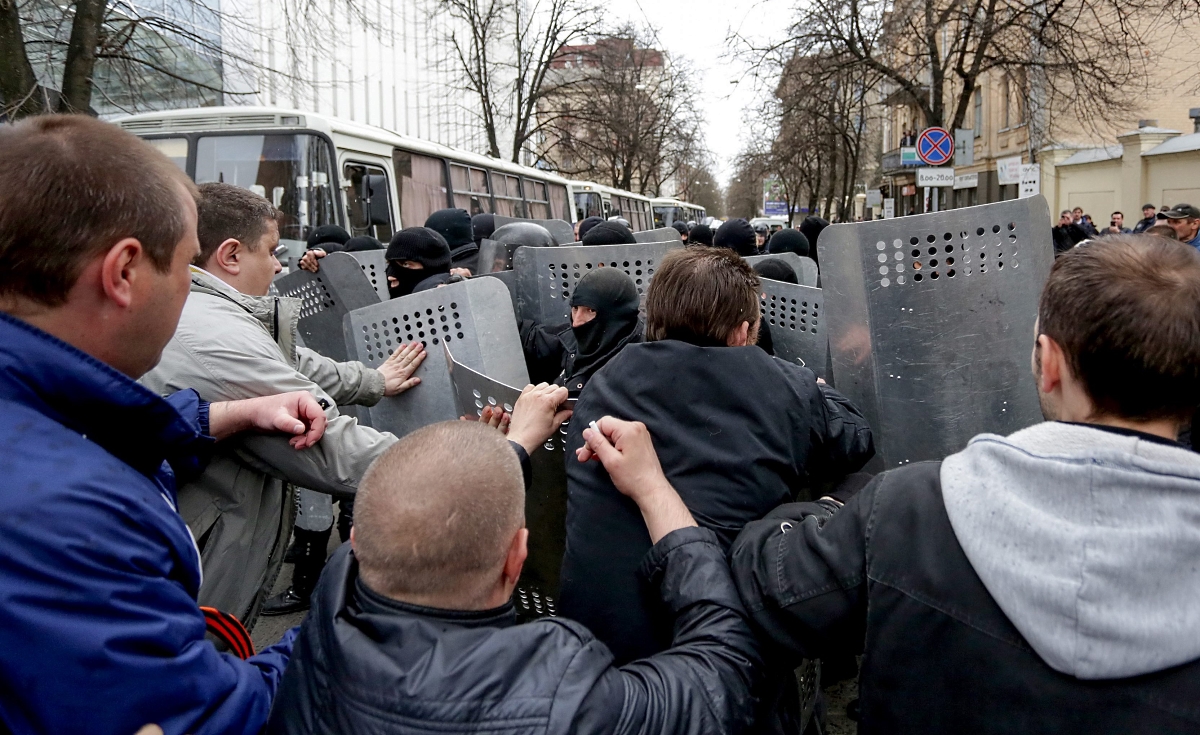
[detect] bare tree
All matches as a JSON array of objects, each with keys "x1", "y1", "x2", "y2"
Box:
[
  {"x1": 540, "y1": 25, "x2": 705, "y2": 196},
  {"x1": 438, "y1": 0, "x2": 598, "y2": 162}
]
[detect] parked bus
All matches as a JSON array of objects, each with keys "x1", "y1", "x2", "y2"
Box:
[
  {"x1": 650, "y1": 197, "x2": 707, "y2": 228},
  {"x1": 115, "y1": 107, "x2": 576, "y2": 261},
  {"x1": 569, "y1": 180, "x2": 654, "y2": 232}
]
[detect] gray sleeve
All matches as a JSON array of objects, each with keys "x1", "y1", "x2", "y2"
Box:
[{"x1": 295, "y1": 346, "x2": 386, "y2": 407}]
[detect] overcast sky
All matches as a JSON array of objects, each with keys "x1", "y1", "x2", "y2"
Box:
[{"x1": 602, "y1": 0, "x2": 792, "y2": 186}]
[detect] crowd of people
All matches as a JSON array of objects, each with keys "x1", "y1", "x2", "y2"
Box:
[
  {"x1": 1052, "y1": 202, "x2": 1200, "y2": 254},
  {"x1": 1, "y1": 114, "x2": 1199, "y2": 735}
]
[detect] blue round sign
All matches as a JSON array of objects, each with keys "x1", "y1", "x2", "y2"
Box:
[{"x1": 917, "y1": 127, "x2": 954, "y2": 166}]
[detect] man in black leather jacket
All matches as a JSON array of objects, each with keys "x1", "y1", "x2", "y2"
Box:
[
  {"x1": 267, "y1": 384, "x2": 762, "y2": 735},
  {"x1": 730, "y1": 236, "x2": 1200, "y2": 734}
]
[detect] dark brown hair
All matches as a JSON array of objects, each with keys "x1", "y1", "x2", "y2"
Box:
[
  {"x1": 644, "y1": 246, "x2": 760, "y2": 346},
  {"x1": 0, "y1": 114, "x2": 196, "y2": 306},
  {"x1": 194, "y1": 182, "x2": 281, "y2": 266},
  {"x1": 1038, "y1": 235, "x2": 1200, "y2": 422}
]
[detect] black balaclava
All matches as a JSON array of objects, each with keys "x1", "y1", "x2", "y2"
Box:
[
  {"x1": 753, "y1": 258, "x2": 799, "y2": 284},
  {"x1": 671, "y1": 221, "x2": 689, "y2": 241},
  {"x1": 582, "y1": 220, "x2": 636, "y2": 246},
  {"x1": 767, "y1": 228, "x2": 810, "y2": 257},
  {"x1": 385, "y1": 227, "x2": 451, "y2": 299},
  {"x1": 567, "y1": 268, "x2": 641, "y2": 389},
  {"x1": 798, "y1": 216, "x2": 830, "y2": 268},
  {"x1": 577, "y1": 216, "x2": 605, "y2": 241},
  {"x1": 714, "y1": 218, "x2": 758, "y2": 256},
  {"x1": 424, "y1": 209, "x2": 474, "y2": 248},
  {"x1": 344, "y1": 235, "x2": 384, "y2": 252},
  {"x1": 307, "y1": 224, "x2": 351, "y2": 252},
  {"x1": 688, "y1": 223, "x2": 714, "y2": 246},
  {"x1": 472, "y1": 213, "x2": 496, "y2": 246}
]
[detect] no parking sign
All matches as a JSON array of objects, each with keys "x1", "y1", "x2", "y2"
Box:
[{"x1": 917, "y1": 127, "x2": 954, "y2": 166}]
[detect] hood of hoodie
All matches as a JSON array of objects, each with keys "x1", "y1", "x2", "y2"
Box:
[
  {"x1": 189, "y1": 266, "x2": 301, "y2": 366},
  {"x1": 941, "y1": 421, "x2": 1200, "y2": 680}
]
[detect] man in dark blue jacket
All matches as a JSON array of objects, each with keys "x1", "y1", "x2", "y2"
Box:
[{"x1": 0, "y1": 114, "x2": 328, "y2": 735}]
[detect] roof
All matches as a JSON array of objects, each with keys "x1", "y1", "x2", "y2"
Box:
[
  {"x1": 1144, "y1": 132, "x2": 1200, "y2": 156},
  {"x1": 1118, "y1": 126, "x2": 1180, "y2": 136},
  {"x1": 1058, "y1": 145, "x2": 1123, "y2": 166}
]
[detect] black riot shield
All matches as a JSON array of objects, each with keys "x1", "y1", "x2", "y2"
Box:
[
  {"x1": 347, "y1": 250, "x2": 390, "y2": 300},
  {"x1": 273, "y1": 252, "x2": 380, "y2": 361},
  {"x1": 443, "y1": 345, "x2": 569, "y2": 620},
  {"x1": 817, "y1": 196, "x2": 1054, "y2": 469},
  {"x1": 490, "y1": 215, "x2": 574, "y2": 246},
  {"x1": 634, "y1": 227, "x2": 682, "y2": 243},
  {"x1": 760, "y1": 280, "x2": 827, "y2": 379},
  {"x1": 342, "y1": 277, "x2": 528, "y2": 437},
  {"x1": 512, "y1": 240, "x2": 684, "y2": 324},
  {"x1": 477, "y1": 238, "x2": 517, "y2": 273},
  {"x1": 745, "y1": 252, "x2": 819, "y2": 287}
]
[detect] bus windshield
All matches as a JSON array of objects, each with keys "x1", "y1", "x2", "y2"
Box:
[
  {"x1": 195, "y1": 133, "x2": 338, "y2": 243},
  {"x1": 653, "y1": 205, "x2": 686, "y2": 228},
  {"x1": 575, "y1": 191, "x2": 604, "y2": 220}
]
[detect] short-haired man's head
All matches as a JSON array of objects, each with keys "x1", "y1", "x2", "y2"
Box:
[
  {"x1": 644, "y1": 246, "x2": 760, "y2": 345},
  {"x1": 1038, "y1": 235, "x2": 1200, "y2": 422},
  {"x1": 194, "y1": 182, "x2": 281, "y2": 267},
  {"x1": 0, "y1": 115, "x2": 196, "y2": 307},
  {"x1": 353, "y1": 421, "x2": 524, "y2": 607}
]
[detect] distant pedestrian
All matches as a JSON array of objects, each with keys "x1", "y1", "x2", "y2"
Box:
[
  {"x1": 1132, "y1": 204, "x2": 1158, "y2": 233},
  {"x1": 1052, "y1": 210, "x2": 1089, "y2": 256},
  {"x1": 1099, "y1": 211, "x2": 1131, "y2": 236}
]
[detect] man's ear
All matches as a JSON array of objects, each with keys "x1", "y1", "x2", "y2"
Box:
[
  {"x1": 726, "y1": 320, "x2": 751, "y2": 347},
  {"x1": 1036, "y1": 333, "x2": 1064, "y2": 394},
  {"x1": 210, "y1": 238, "x2": 244, "y2": 276},
  {"x1": 502, "y1": 528, "x2": 528, "y2": 587},
  {"x1": 99, "y1": 237, "x2": 146, "y2": 309}
]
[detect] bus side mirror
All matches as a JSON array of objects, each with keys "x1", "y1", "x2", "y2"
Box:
[{"x1": 361, "y1": 174, "x2": 392, "y2": 227}]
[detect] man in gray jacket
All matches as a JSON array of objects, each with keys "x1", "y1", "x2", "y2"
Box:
[{"x1": 142, "y1": 182, "x2": 425, "y2": 626}]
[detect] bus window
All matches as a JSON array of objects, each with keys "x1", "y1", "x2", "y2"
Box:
[
  {"x1": 524, "y1": 178, "x2": 551, "y2": 219},
  {"x1": 492, "y1": 173, "x2": 526, "y2": 217},
  {"x1": 146, "y1": 137, "x2": 188, "y2": 171},
  {"x1": 550, "y1": 183, "x2": 571, "y2": 221},
  {"x1": 195, "y1": 133, "x2": 337, "y2": 243},
  {"x1": 449, "y1": 163, "x2": 493, "y2": 215},
  {"x1": 574, "y1": 191, "x2": 603, "y2": 220},
  {"x1": 394, "y1": 149, "x2": 449, "y2": 228},
  {"x1": 344, "y1": 162, "x2": 395, "y2": 242}
]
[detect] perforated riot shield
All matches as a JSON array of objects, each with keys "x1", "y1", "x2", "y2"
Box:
[
  {"x1": 443, "y1": 346, "x2": 568, "y2": 620},
  {"x1": 490, "y1": 215, "x2": 574, "y2": 246},
  {"x1": 818, "y1": 196, "x2": 1054, "y2": 469},
  {"x1": 348, "y1": 250, "x2": 390, "y2": 300},
  {"x1": 512, "y1": 241, "x2": 684, "y2": 324},
  {"x1": 273, "y1": 252, "x2": 380, "y2": 361},
  {"x1": 476, "y1": 270, "x2": 520, "y2": 317},
  {"x1": 477, "y1": 238, "x2": 517, "y2": 273},
  {"x1": 343, "y1": 277, "x2": 528, "y2": 437},
  {"x1": 634, "y1": 227, "x2": 682, "y2": 243},
  {"x1": 745, "y1": 252, "x2": 819, "y2": 287},
  {"x1": 760, "y1": 280, "x2": 827, "y2": 378}
]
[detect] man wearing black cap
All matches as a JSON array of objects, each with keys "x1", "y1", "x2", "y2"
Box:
[
  {"x1": 472, "y1": 213, "x2": 496, "y2": 247},
  {"x1": 576, "y1": 215, "x2": 605, "y2": 242},
  {"x1": 1132, "y1": 204, "x2": 1158, "y2": 234},
  {"x1": 671, "y1": 220, "x2": 689, "y2": 244},
  {"x1": 1163, "y1": 204, "x2": 1200, "y2": 250},
  {"x1": 386, "y1": 227, "x2": 455, "y2": 298},
  {"x1": 713, "y1": 218, "x2": 758, "y2": 256},
  {"x1": 688, "y1": 223, "x2": 714, "y2": 246},
  {"x1": 307, "y1": 224, "x2": 351, "y2": 252},
  {"x1": 425, "y1": 208, "x2": 478, "y2": 275},
  {"x1": 582, "y1": 219, "x2": 637, "y2": 246},
  {"x1": 767, "y1": 228, "x2": 810, "y2": 258}
]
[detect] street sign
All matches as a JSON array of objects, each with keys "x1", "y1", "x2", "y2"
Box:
[
  {"x1": 917, "y1": 127, "x2": 954, "y2": 166},
  {"x1": 953, "y1": 172, "x2": 979, "y2": 190},
  {"x1": 997, "y1": 156, "x2": 1023, "y2": 185},
  {"x1": 1019, "y1": 164, "x2": 1041, "y2": 198},
  {"x1": 883, "y1": 198, "x2": 895, "y2": 219},
  {"x1": 900, "y1": 147, "x2": 920, "y2": 166},
  {"x1": 866, "y1": 189, "x2": 883, "y2": 207},
  {"x1": 954, "y1": 129, "x2": 974, "y2": 167},
  {"x1": 917, "y1": 167, "x2": 955, "y2": 187}
]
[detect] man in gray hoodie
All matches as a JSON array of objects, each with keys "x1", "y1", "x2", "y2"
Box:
[
  {"x1": 726, "y1": 234, "x2": 1200, "y2": 733},
  {"x1": 142, "y1": 183, "x2": 426, "y2": 627}
]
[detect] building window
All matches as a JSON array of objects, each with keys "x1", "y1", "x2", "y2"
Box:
[
  {"x1": 974, "y1": 89, "x2": 982, "y2": 138},
  {"x1": 1002, "y1": 77, "x2": 1011, "y2": 129}
]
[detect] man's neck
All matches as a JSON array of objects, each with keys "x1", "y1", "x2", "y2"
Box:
[{"x1": 1075, "y1": 415, "x2": 1181, "y2": 443}]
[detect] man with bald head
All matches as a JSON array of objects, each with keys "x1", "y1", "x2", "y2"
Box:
[{"x1": 268, "y1": 393, "x2": 763, "y2": 734}]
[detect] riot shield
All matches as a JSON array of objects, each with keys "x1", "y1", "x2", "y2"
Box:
[
  {"x1": 490, "y1": 215, "x2": 574, "y2": 246},
  {"x1": 347, "y1": 250, "x2": 390, "y2": 300},
  {"x1": 443, "y1": 345, "x2": 568, "y2": 620},
  {"x1": 745, "y1": 252, "x2": 819, "y2": 287},
  {"x1": 477, "y1": 238, "x2": 517, "y2": 273},
  {"x1": 476, "y1": 270, "x2": 520, "y2": 317},
  {"x1": 634, "y1": 227, "x2": 682, "y2": 243},
  {"x1": 343, "y1": 277, "x2": 528, "y2": 437},
  {"x1": 817, "y1": 196, "x2": 1054, "y2": 468},
  {"x1": 273, "y1": 252, "x2": 380, "y2": 361},
  {"x1": 760, "y1": 280, "x2": 827, "y2": 379},
  {"x1": 512, "y1": 240, "x2": 684, "y2": 324}
]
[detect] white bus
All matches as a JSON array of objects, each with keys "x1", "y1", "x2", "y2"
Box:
[
  {"x1": 115, "y1": 106, "x2": 577, "y2": 260},
  {"x1": 569, "y1": 180, "x2": 654, "y2": 232},
  {"x1": 651, "y1": 197, "x2": 707, "y2": 228}
]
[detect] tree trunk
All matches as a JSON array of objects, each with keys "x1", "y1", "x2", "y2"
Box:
[
  {"x1": 57, "y1": 0, "x2": 106, "y2": 114},
  {"x1": 0, "y1": 0, "x2": 45, "y2": 118}
]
